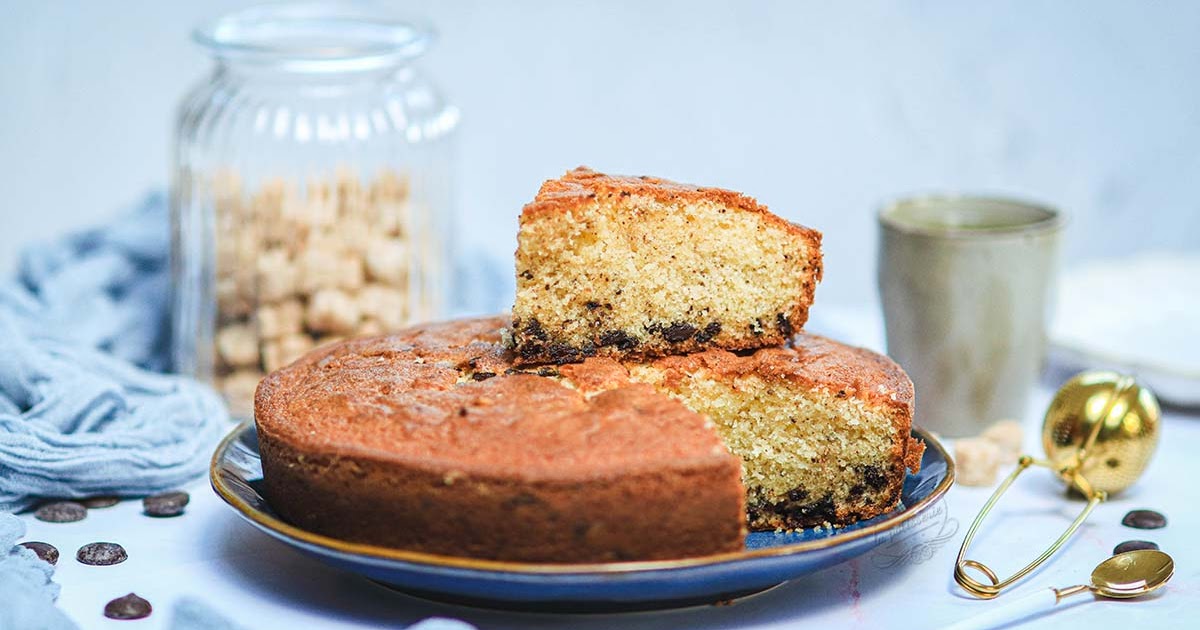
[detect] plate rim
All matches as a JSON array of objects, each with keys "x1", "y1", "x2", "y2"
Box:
[{"x1": 211, "y1": 421, "x2": 954, "y2": 575}]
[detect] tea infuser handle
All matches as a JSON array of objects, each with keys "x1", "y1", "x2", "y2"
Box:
[
  {"x1": 944, "y1": 587, "x2": 1061, "y2": 630},
  {"x1": 954, "y1": 457, "x2": 1106, "y2": 599}
]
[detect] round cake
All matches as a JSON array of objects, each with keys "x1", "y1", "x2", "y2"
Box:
[{"x1": 254, "y1": 316, "x2": 922, "y2": 562}]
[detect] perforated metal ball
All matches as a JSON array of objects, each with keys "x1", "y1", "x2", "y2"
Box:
[{"x1": 1042, "y1": 371, "x2": 1160, "y2": 494}]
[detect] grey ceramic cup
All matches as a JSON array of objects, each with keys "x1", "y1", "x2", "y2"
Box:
[{"x1": 878, "y1": 196, "x2": 1063, "y2": 437}]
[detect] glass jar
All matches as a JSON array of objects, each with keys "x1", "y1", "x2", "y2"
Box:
[{"x1": 171, "y1": 3, "x2": 458, "y2": 417}]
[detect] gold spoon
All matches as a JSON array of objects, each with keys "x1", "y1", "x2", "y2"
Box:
[{"x1": 947, "y1": 550, "x2": 1175, "y2": 630}]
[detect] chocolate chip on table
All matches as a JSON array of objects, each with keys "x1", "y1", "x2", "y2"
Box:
[
  {"x1": 1121, "y1": 509, "x2": 1167, "y2": 530},
  {"x1": 77, "y1": 542, "x2": 128, "y2": 566},
  {"x1": 143, "y1": 491, "x2": 190, "y2": 517},
  {"x1": 34, "y1": 501, "x2": 87, "y2": 523},
  {"x1": 1114, "y1": 540, "x2": 1160, "y2": 555},
  {"x1": 104, "y1": 593, "x2": 152, "y2": 620},
  {"x1": 19, "y1": 541, "x2": 59, "y2": 565},
  {"x1": 81, "y1": 496, "x2": 121, "y2": 509}
]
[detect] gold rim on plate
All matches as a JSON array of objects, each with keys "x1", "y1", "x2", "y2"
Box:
[{"x1": 211, "y1": 421, "x2": 955, "y2": 574}]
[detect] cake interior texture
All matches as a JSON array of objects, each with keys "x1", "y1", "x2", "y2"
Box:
[
  {"x1": 512, "y1": 168, "x2": 822, "y2": 364},
  {"x1": 630, "y1": 360, "x2": 917, "y2": 529}
]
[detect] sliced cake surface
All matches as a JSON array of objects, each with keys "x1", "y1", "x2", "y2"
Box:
[
  {"x1": 629, "y1": 335, "x2": 923, "y2": 529},
  {"x1": 511, "y1": 167, "x2": 823, "y2": 364},
  {"x1": 255, "y1": 316, "x2": 921, "y2": 562}
]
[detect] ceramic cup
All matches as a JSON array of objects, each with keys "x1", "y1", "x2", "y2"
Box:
[{"x1": 878, "y1": 196, "x2": 1063, "y2": 437}]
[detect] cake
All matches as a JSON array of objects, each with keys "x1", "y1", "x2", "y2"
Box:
[
  {"x1": 255, "y1": 317, "x2": 922, "y2": 562},
  {"x1": 510, "y1": 167, "x2": 823, "y2": 364}
]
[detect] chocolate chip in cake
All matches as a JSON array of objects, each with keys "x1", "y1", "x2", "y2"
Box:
[
  {"x1": 584, "y1": 300, "x2": 601, "y2": 311},
  {"x1": 471, "y1": 371, "x2": 496, "y2": 381},
  {"x1": 19, "y1": 541, "x2": 59, "y2": 565},
  {"x1": 764, "y1": 494, "x2": 837, "y2": 525},
  {"x1": 546, "y1": 342, "x2": 574, "y2": 362},
  {"x1": 799, "y1": 496, "x2": 837, "y2": 522},
  {"x1": 1122, "y1": 509, "x2": 1167, "y2": 530},
  {"x1": 599, "y1": 330, "x2": 637, "y2": 351},
  {"x1": 661, "y1": 322, "x2": 697, "y2": 343},
  {"x1": 536, "y1": 366, "x2": 559, "y2": 377},
  {"x1": 143, "y1": 491, "x2": 190, "y2": 518},
  {"x1": 104, "y1": 593, "x2": 152, "y2": 620},
  {"x1": 81, "y1": 496, "x2": 121, "y2": 509},
  {"x1": 547, "y1": 342, "x2": 590, "y2": 363},
  {"x1": 858, "y1": 465, "x2": 889, "y2": 491},
  {"x1": 749, "y1": 318, "x2": 766, "y2": 336},
  {"x1": 519, "y1": 270, "x2": 533, "y2": 280},
  {"x1": 34, "y1": 501, "x2": 87, "y2": 523},
  {"x1": 694, "y1": 321, "x2": 722, "y2": 343},
  {"x1": 518, "y1": 344, "x2": 543, "y2": 360},
  {"x1": 523, "y1": 318, "x2": 548, "y2": 341},
  {"x1": 77, "y1": 542, "x2": 128, "y2": 566},
  {"x1": 1114, "y1": 540, "x2": 1159, "y2": 555},
  {"x1": 776, "y1": 313, "x2": 794, "y2": 337}
]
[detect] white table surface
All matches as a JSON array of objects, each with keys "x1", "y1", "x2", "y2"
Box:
[{"x1": 16, "y1": 348, "x2": 1199, "y2": 629}]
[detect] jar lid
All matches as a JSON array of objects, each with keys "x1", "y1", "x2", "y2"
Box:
[{"x1": 193, "y1": 2, "x2": 434, "y2": 73}]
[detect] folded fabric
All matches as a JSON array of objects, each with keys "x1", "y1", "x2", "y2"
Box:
[
  {"x1": 0, "y1": 513, "x2": 75, "y2": 630},
  {"x1": 0, "y1": 194, "x2": 228, "y2": 511},
  {"x1": 0, "y1": 312, "x2": 228, "y2": 510},
  {"x1": 7, "y1": 194, "x2": 173, "y2": 371}
]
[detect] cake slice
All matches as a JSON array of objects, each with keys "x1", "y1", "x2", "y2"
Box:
[
  {"x1": 511, "y1": 167, "x2": 823, "y2": 364},
  {"x1": 624, "y1": 334, "x2": 924, "y2": 529}
]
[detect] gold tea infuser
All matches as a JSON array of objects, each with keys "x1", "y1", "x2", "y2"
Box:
[
  {"x1": 946, "y1": 550, "x2": 1175, "y2": 630},
  {"x1": 954, "y1": 371, "x2": 1162, "y2": 599}
]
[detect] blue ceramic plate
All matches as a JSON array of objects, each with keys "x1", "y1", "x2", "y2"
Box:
[{"x1": 212, "y1": 422, "x2": 953, "y2": 612}]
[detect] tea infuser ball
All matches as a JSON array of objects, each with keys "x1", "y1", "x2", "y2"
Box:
[{"x1": 1042, "y1": 371, "x2": 1160, "y2": 495}]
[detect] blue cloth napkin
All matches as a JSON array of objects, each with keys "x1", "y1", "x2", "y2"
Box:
[
  {"x1": 0, "y1": 193, "x2": 228, "y2": 510},
  {"x1": 0, "y1": 514, "x2": 75, "y2": 630}
]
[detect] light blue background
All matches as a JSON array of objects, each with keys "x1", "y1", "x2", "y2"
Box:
[{"x1": 2, "y1": 1, "x2": 1197, "y2": 309}]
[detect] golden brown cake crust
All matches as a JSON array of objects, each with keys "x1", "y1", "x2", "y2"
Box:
[
  {"x1": 648, "y1": 334, "x2": 915, "y2": 414},
  {"x1": 511, "y1": 167, "x2": 824, "y2": 364},
  {"x1": 525, "y1": 167, "x2": 822, "y2": 249},
  {"x1": 254, "y1": 316, "x2": 746, "y2": 563}
]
